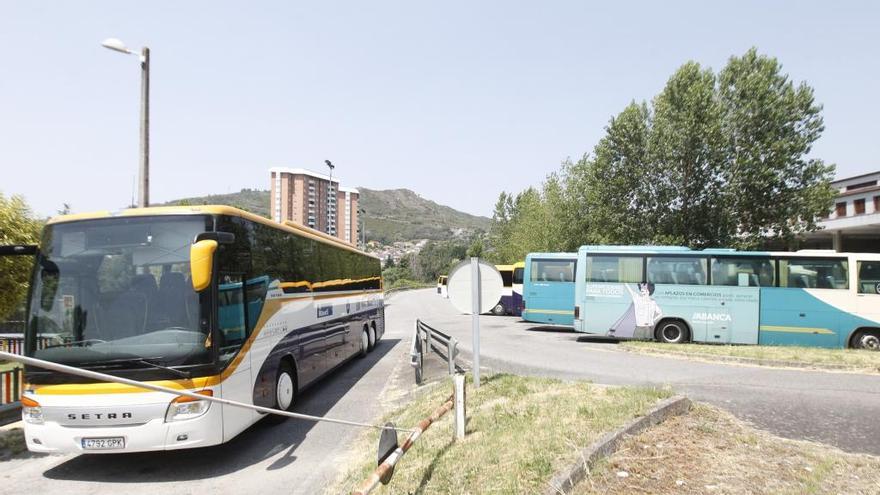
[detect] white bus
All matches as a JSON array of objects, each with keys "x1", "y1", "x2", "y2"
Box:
[{"x1": 14, "y1": 205, "x2": 384, "y2": 453}]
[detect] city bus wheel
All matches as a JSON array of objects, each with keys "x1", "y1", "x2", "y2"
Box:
[
  {"x1": 855, "y1": 330, "x2": 880, "y2": 351},
  {"x1": 359, "y1": 328, "x2": 369, "y2": 357},
  {"x1": 656, "y1": 320, "x2": 689, "y2": 344},
  {"x1": 492, "y1": 303, "x2": 505, "y2": 316}
]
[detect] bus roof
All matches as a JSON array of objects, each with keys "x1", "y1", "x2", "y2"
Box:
[
  {"x1": 513, "y1": 261, "x2": 525, "y2": 269},
  {"x1": 525, "y1": 252, "x2": 578, "y2": 260},
  {"x1": 575, "y1": 245, "x2": 871, "y2": 259},
  {"x1": 46, "y1": 204, "x2": 377, "y2": 258}
]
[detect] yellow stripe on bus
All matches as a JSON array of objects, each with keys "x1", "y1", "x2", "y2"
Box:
[
  {"x1": 759, "y1": 325, "x2": 836, "y2": 335},
  {"x1": 28, "y1": 375, "x2": 222, "y2": 395},
  {"x1": 524, "y1": 309, "x2": 574, "y2": 315}
]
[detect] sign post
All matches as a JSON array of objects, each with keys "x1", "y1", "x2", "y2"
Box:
[
  {"x1": 446, "y1": 258, "x2": 502, "y2": 390},
  {"x1": 470, "y1": 257, "x2": 481, "y2": 388}
]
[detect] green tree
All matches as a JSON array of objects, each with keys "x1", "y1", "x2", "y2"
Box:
[
  {"x1": 650, "y1": 61, "x2": 730, "y2": 247},
  {"x1": 0, "y1": 193, "x2": 43, "y2": 320},
  {"x1": 718, "y1": 48, "x2": 835, "y2": 247},
  {"x1": 566, "y1": 101, "x2": 656, "y2": 246}
]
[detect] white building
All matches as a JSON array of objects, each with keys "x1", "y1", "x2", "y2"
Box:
[{"x1": 805, "y1": 170, "x2": 880, "y2": 252}]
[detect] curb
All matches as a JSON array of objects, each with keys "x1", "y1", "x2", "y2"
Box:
[
  {"x1": 543, "y1": 395, "x2": 692, "y2": 495},
  {"x1": 619, "y1": 347, "x2": 879, "y2": 374}
]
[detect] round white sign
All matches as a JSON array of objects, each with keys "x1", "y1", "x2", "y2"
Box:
[{"x1": 447, "y1": 259, "x2": 504, "y2": 315}]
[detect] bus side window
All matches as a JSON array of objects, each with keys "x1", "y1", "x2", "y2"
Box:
[
  {"x1": 779, "y1": 258, "x2": 848, "y2": 290},
  {"x1": 858, "y1": 261, "x2": 880, "y2": 294}
]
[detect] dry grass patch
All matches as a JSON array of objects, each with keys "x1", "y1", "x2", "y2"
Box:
[
  {"x1": 621, "y1": 341, "x2": 880, "y2": 374},
  {"x1": 0, "y1": 428, "x2": 27, "y2": 461},
  {"x1": 332, "y1": 374, "x2": 671, "y2": 494},
  {"x1": 575, "y1": 404, "x2": 880, "y2": 495}
]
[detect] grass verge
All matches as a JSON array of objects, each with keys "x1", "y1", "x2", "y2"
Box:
[
  {"x1": 620, "y1": 341, "x2": 880, "y2": 373},
  {"x1": 575, "y1": 403, "x2": 880, "y2": 495},
  {"x1": 332, "y1": 374, "x2": 671, "y2": 494}
]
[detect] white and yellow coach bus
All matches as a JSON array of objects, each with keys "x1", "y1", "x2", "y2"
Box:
[{"x1": 16, "y1": 205, "x2": 384, "y2": 453}]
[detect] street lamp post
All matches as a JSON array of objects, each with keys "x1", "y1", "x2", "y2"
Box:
[
  {"x1": 324, "y1": 159, "x2": 335, "y2": 236},
  {"x1": 102, "y1": 38, "x2": 150, "y2": 208}
]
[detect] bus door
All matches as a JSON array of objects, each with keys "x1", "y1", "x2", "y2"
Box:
[
  {"x1": 718, "y1": 286, "x2": 759, "y2": 344},
  {"x1": 856, "y1": 260, "x2": 880, "y2": 327},
  {"x1": 216, "y1": 271, "x2": 255, "y2": 439}
]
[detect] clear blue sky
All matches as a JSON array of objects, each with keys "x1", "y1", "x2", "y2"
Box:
[{"x1": 2, "y1": 1, "x2": 877, "y2": 218}]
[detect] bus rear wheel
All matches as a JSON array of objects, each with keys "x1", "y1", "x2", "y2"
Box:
[
  {"x1": 656, "y1": 320, "x2": 689, "y2": 344},
  {"x1": 492, "y1": 303, "x2": 505, "y2": 316},
  {"x1": 359, "y1": 328, "x2": 369, "y2": 357},
  {"x1": 853, "y1": 330, "x2": 880, "y2": 351}
]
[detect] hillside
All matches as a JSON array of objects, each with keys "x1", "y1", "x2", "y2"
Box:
[
  {"x1": 357, "y1": 188, "x2": 490, "y2": 243},
  {"x1": 162, "y1": 188, "x2": 490, "y2": 243}
]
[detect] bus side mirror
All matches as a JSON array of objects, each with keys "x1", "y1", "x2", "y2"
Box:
[{"x1": 191, "y1": 240, "x2": 218, "y2": 292}]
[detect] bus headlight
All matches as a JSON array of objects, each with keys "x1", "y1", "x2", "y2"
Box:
[
  {"x1": 165, "y1": 390, "x2": 213, "y2": 422},
  {"x1": 21, "y1": 396, "x2": 44, "y2": 425}
]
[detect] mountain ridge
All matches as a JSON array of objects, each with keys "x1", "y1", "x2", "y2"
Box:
[{"x1": 162, "y1": 188, "x2": 490, "y2": 243}]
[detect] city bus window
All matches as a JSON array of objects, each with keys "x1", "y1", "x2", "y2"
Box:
[
  {"x1": 857, "y1": 261, "x2": 880, "y2": 294},
  {"x1": 586, "y1": 256, "x2": 642, "y2": 283},
  {"x1": 500, "y1": 270, "x2": 513, "y2": 287},
  {"x1": 710, "y1": 258, "x2": 775, "y2": 287},
  {"x1": 512, "y1": 267, "x2": 523, "y2": 285},
  {"x1": 779, "y1": 258, "x2": 848, "y2": 289},
  {"x1": 647, "y1": 257, "x2": 707, "y2": 285},
  {"x1": 530, "y1": 259, "x2": 576, "y2": 282}
]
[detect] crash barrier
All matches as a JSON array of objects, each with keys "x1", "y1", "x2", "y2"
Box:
[
  {"x1": 0, "y1": 367, "x2": 22, "y2": 405},
  {"x1": 410, "y1": 319, "x2": 459, "y2": 385},
  {"x1": 353, "y1": 373, "x2": 468, "y2": 495}
]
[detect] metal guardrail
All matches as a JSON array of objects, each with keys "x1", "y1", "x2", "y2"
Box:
[
  {"x1": 0, "y1": 334, "x2": 60, "y2": 355},
  {"x1": 410, "y1": 319, "x2": 459, "y2": 384}
]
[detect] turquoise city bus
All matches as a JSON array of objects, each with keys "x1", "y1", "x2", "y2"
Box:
[
  {"x1": 573, "y1": 245, "x2": 880, "y2": 349},
  {"x1": 522, "y1": 253, "x2": 577, "y2": 326}
]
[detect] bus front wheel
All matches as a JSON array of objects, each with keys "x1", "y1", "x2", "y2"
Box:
[
  {"x1": 853, "y1": 330, "x2": 880, "y2": 351},
  {"x1": 268, "y1": 360, "x2": 297, "y2": 424},
  {"x1": 656, "y1": 320, "x2": 689, "y2": 344}
]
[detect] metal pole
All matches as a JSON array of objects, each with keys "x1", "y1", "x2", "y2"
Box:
[
  {"x1": 470, "y1": 257, "x2": 481, "y2": 388},
  {"x1": 446, "y1": 339, "x2": 455, "y2": 375},
  {"x1": 453, "y1": 374, "x2": 466, "y2": 440},
  {"x1": 139, "y1": 47, "x2": 150, "y2": 208}
]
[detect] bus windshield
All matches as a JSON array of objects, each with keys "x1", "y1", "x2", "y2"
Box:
[{"x1": 26, "y1": 215, "x2": 213, "y2": 371}]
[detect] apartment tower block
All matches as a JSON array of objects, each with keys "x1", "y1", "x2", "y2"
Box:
[{"x1": 269, "y1": 167, "x2": 359, "y2": 246}]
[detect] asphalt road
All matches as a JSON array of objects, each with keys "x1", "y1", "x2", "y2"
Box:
[
  {"x1": 407, "y1": 289, "x2": 880, "y2": 456},
  {"x1": 1, "y1": 290, "x2": 416, "y2": 495}
]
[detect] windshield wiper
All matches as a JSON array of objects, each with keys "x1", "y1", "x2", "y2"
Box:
[
  {"x1": 82, "y1": 357, "x2": 192, "y2": 379},
  {"x1": 135, "y1": 358, "x2": 192, "y2": 379},
  {"x1": 43, "y1": 339, "x2": 106, "y2": 349}
]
